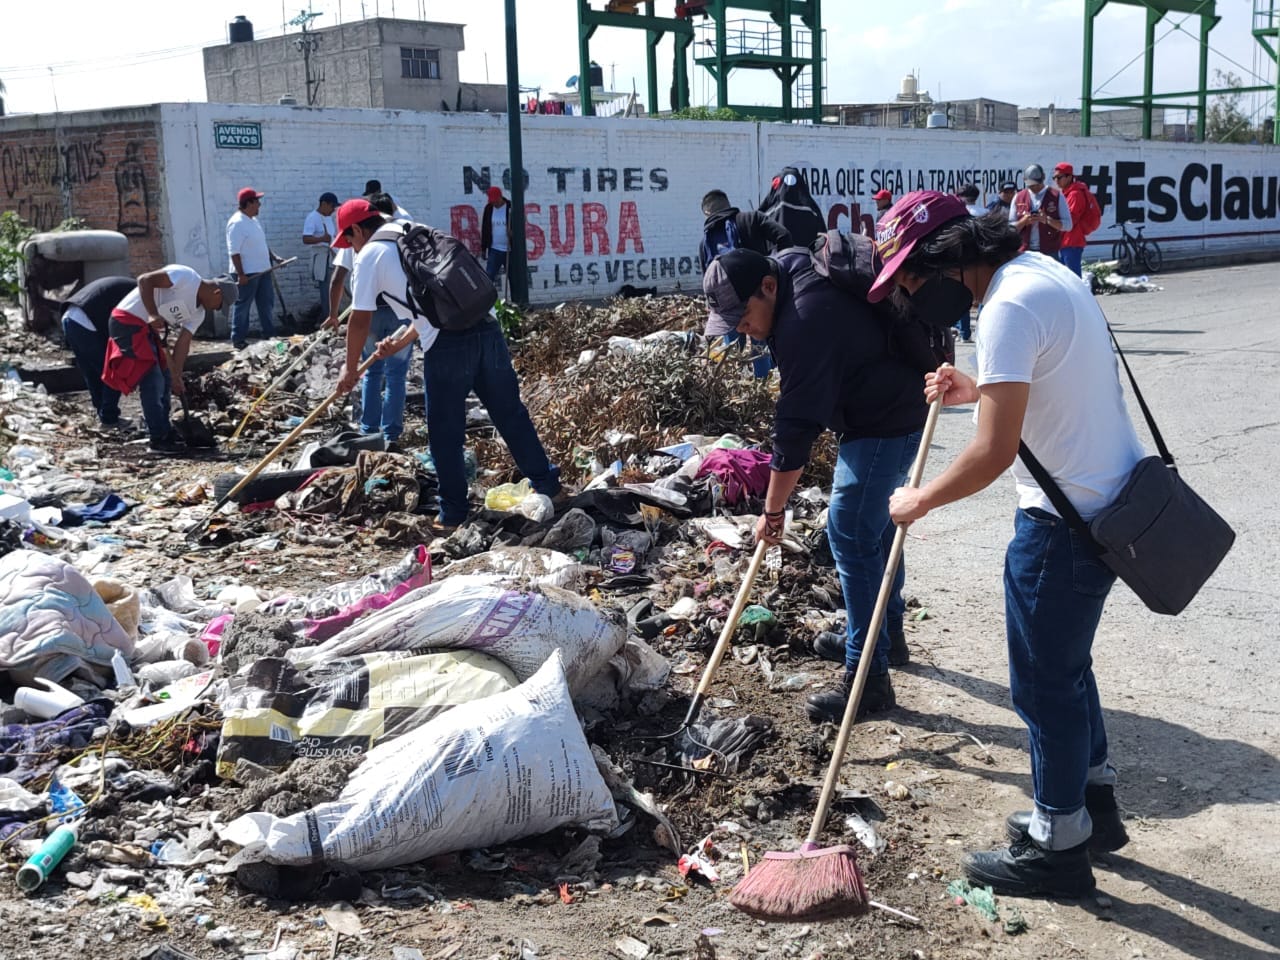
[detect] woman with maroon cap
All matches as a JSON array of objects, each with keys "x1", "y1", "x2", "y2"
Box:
[{"x1": 874, "y1": 191, "x2": 1143, "y2": 898}]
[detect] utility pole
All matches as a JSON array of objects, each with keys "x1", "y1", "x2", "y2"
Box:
[
  {"x1": 289, "y1": 9, "x2": 325, "y2": 106},
  {"x1": 504, "y1": 0, "x2": 528, "y2": 306}
]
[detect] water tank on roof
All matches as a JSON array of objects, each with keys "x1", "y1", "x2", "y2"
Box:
[
  {"x1": 229, "y1": 15, "x2": 254, "y2": 43},
  {"x1": 926, "y1": 109, "x2": 949, "y2": 129},
  {"x1": 589, "y1": 61, "x2": 604, "y2": 89},
  {"x1": 900, "y1": 73, "x2": 917, "y2": 99}
]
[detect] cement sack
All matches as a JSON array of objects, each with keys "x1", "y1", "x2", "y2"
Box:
[
  {"x1": 215, "y1": 649, "x2": 517, "y2": 779},
  {"x1": 288, "y1": 574, "x2": 625, "y2": 695},
  {"x1": 219, "y1": 650, "x2": 617, "y2": 870}
]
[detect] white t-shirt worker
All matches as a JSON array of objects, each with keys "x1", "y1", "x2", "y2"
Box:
[{"x1": 227, "y1": 197, "x2": 272, "y2": 275}]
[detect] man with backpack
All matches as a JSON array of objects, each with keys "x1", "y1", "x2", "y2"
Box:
[
  {"x1": 332, "y1": 198, "x2": 562, "y2": 532},
  {"x1": 703, "y1": 243, "x2": 933, "y2": 724},
  {"x1": 699, "y1": 189, "x2": 792, "y2": 379},
  {"x1": 1053, "y1": 163, "x2": 1101, "y2": 277}
]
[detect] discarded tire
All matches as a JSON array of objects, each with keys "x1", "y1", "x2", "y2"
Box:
[{"x1": 213, "y1": 469, "x2": 320, "y2": 505}]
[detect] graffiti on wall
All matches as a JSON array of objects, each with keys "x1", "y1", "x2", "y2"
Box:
[
  {"x1": 114, "y1": 141, "x2": 151, "y2": 237},
  {"x1": 0, "y1": 134, "x2": 107, "y2": 230},
  {"x1": 450, "y1": 164, "x2": 690, "y2": 291}
]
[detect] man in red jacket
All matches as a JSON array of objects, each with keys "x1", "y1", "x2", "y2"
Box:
[{"x1": 1053, "y1": 163, "x2": 1090, "y2": 277}]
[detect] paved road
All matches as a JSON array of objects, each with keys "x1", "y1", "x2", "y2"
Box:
[{"x1": 904, "y1": 261, "x2": 1279, "y2": 959}]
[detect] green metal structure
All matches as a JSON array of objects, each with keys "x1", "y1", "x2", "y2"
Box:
[
  {"x1": 575, "y1": 0, "x2": 823, "y2": 122},
  {"x1": 1081, "y1": 0, "x2": 1279, "y2": 144}
]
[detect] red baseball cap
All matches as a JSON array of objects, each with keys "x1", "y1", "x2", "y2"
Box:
[
  {"x1": 331, "y1": 197, "x2": 381, "y2": 248},
  {"x1": 867, "y1": 190, "x2": 970, "y2": 304},
  {"x1": 487, "y1": 186, "x2": 503, "y2": 203},
  {"x1": 237, "y1": 187, "x2": 264, "y2": 205},
  {"x1": 1054, "y1": 162, "x2": 1074, "y2": 176},
  {"x1": 872, "y1": 189, "x2": 892, "y2": 202}
]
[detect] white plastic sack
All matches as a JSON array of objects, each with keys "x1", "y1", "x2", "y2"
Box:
[
  {"x1": 289, "y1": 574, "x2": 625, "y2": 695},
  {"x1": 219, "y1": 651, "x2": 617, "y2": 870}
]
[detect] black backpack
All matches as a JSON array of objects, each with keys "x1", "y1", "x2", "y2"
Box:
[
  {"x1": 373, "y1": 222, "x2": 497, "y2": 331},
  {"x1": 810, "y1": 229, "x2": 952, "y2": 369},
  {"x1": 700, "y1": 214, "x2": 742, "y2": 269}
]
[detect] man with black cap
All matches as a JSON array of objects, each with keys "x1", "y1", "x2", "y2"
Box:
[
  {"x1": 226, "y1": 186, "x2": 284, "y2": 349},
  {"x1": 702, "y1": 246, "x2": 931, "y2": 723},
  {"x1": 988, "y1": 182, "x2": 1017, "y2": 215},
  {"x1": 1010, "y1": 164, "x2": 1071, "y2": 258},
  {"x1": 303, "y1": 192, "x2": 338, "y2": 310}
]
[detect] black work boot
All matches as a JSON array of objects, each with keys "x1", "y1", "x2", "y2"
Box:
[
  {"x1": 888, "y1": 628, "x2": 910, "y2": 667},
  {"x1": 962, "y1": 838, "x2": 1095, "y2": 898},
  {"x1": 805, "y1": 671, "x2": 895, "y2": 723},
  {"x1": 812, "y1": 630, "x2": 845, "y2": 664},
  {"x1": 1004, "y1": 784, "x2": 1129, "y2": 853}
]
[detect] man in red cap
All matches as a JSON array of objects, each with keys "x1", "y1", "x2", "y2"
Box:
[
  {"x1": 873, "y1": 189, "x2": 894, "y2": 213},
  {"x1": 331, "y1": 198, "x2": 562, "y2": 531},
  {"x1": 1053, "y1": 163, "x2": 1093, "y2": 277},
  {"x1": 480, "y1": 186, "x2": 511, "y2": 284},
  {"x1": 226, "y1": 187, "x2": 284, "y2": 349},
  {"x1": 875, "y1": 190, "x2": 1143, "y2": 897}
]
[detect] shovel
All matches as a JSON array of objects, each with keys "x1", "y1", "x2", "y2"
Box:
[
  {"x1": 639, "y1": 539, "x2": 770, "y2": 744},
  {"x1": 186, "y1": 325, "x2": 408, "y2": 540},
  {"x1": 176, "y1": 390, "x2": 217, "y2": 449}
]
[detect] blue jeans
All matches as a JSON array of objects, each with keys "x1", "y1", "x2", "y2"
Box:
[
  {"x1": 955, "y1": 311, "x2": 972, "y2": 341},
  {"x1": 360, "y1": 305, "x2": 412, "y2": 442},
  {"x1": 62, "y1": 317, "x2": 121, "y2": 424},
  {"x1": 136, "y1": 361, "x2": 173, "y2": 442},
  {"x1": 1005, "y1": 507, "x2": 1117, "y2": 850},
  {"x1": 1058, "y1": 246, "x2": 1084, "y2": 277},
  {"x1": 827, "y1": 431, "x2": 922, "y2": 676},
  {"x1": 423, "y1": 319, "x2": 559, "y2": 526},
  {"x1": 722, "y1": 332, "x2": 774, "y2": 379},
  {"x1": 232, "y1": 271, "x2": 275, "y2": 342},
  {"x1": 485, "y1": 247, "x2": 508, "y2": 284}
]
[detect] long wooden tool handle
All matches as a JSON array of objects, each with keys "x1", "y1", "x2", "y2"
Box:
[
  {"x1": 681, "y1": 539, "x2": 769, "y2": 726},
  {"x1": 190, "y1": 326, "x2": 408, "y2": 535},
  {"x1": 228, "y1": 309, "x2": 351, "y2": 442},
  {"x1": 804, "y1": 397, "x2": 943, "y2": 847}
]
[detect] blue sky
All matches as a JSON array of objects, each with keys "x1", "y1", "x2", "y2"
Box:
[{"x1": 1, "y1": 0, "x2": 1275, "y2": 123}]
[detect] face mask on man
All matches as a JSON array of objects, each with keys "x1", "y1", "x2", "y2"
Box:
[{"x1": 909, "y1": 273, "x2": 974, "y2": 326}]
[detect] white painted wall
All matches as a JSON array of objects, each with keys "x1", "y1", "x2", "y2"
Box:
[{"x1": 157, "y1": 103, "x2": 1280, "y2": 309}]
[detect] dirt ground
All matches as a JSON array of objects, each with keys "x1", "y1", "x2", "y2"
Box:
[{"x1": 0, "y1": 264, "x2": 1276, "y2": 960}]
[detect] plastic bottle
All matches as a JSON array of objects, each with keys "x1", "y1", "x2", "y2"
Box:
[
  {"x1": 16, "y1": 823, "x2": 78, "y2": 892},
  {"x1": 111, "y1": 648, "x2": 135, "y2": 688}
]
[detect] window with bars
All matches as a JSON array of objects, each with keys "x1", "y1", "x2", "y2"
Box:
[
  {"x1": 401, "y1": 47, "x2": 440, "y2": 80},
  {"x1": 983, "y1": 103, "x2": 996, "y2": 127}
]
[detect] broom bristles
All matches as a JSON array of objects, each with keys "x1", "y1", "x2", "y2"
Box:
[{"x1": 729, "y1": 845, "x2": 869, "y2": 922}]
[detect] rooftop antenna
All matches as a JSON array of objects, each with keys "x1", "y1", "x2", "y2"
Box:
[{"x1": 288, "y1": 8, "x2": 325, "y2": 106}]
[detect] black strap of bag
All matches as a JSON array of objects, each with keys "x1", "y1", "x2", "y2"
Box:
[{"x1": 1018, "y1": 325, "x2": 1166, "y2": 545}]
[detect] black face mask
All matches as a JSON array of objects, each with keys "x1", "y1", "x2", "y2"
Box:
[{"x1": 909, "y1": 273, "x2": 973, "y2": 328}]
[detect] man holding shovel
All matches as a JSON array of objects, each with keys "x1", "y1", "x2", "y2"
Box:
[
  {"x1": 227, "y1": 186, "x2": 286, "y2": 349},
  {"x1": 703, "y1": 246, "x2": 932, "y2": 724},
  {"x1": 879, "y1": 191, "x2": 1142, "y2": 896},
  {"x1": 101, "y1": 265, "x2": 237, "y2": 453}
]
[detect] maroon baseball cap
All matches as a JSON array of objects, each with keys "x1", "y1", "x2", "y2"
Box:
[
  {"x1": 332, "y1": 197, "x2": 381, "y2": 248},
  {"x1": 867, "y1": 190, "x2": 971, "y2": 304},
  {"x1": 872, "y1": 189, "x2": 892, "y2": 202},
  {"x1": 237, "y1": 187, "x2": 264, "y2": 205}
]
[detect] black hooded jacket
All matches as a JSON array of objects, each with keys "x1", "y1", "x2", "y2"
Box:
[
  {"x1": 698, "y1": 208, "x2": 793, "y2": 271},
  {"x1": 767, "y1": 248, "x2": 928, "y2": 472},
  {"x1": 758, "y1": 167, "x2": 826, "y2": 249}
]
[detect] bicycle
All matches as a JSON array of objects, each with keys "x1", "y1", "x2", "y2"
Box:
[{"x1": 1111, "y1": 221, "x2": 1163, "y2": 276}]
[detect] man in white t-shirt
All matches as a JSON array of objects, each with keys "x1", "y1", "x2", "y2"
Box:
[
  {"x1": 102, "y1": 265, "x2": 237, "y2": 453},
  {"x1": 331, "y1": 197, "x2": 561, "y2": 532},
  {"x1": 872, "y1": 191, "x2": 1143, "y2": 898},
  {"x1": 481, "y1": 186, "x2": 511, "y2": 284},
  {"x1": 303, "y1": 191, "x2": 338, "y2": 312},
  {"x1": 226, "y1": 186, "x2": 283, "y2": 349},
  {"x1": 325, "y1": 192, "x2": 414, "y2": 445}
]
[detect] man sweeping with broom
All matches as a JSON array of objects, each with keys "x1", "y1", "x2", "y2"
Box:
[{"x1": 880, "y1": 192, "x2": 1140, "y2": 897}]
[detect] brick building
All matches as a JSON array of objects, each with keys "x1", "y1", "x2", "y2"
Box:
[{"x1": 202, "y1": 16, "x2": 507, "y2": 113}]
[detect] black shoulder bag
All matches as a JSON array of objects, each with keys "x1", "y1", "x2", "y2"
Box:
[{"x1": 1018, "y1": 327, "x2": 1234, "y2": 616}]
